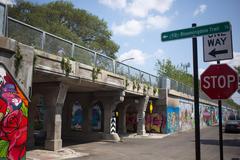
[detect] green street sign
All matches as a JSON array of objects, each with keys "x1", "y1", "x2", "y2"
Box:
[{"x1": 161, "y1": 22, "x2": 231, "y2": 41}]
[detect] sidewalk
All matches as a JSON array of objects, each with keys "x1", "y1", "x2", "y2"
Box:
[
  {"x1": 26, "y1": 148, "x2": 89, "y2": 160},
  {"x1": 26, "y1": 133, "x2": 169, "y2": 160}
]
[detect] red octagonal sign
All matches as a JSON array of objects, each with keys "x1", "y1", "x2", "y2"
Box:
[{"x1": 201, "y1": 64, "x2": 238, "y2": 99}]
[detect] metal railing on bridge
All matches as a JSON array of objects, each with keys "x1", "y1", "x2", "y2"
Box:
[
  {"x1": 7, "y1": 17, "x2": 211, "y2": 100},
  {"x1": 7, "y1": 17, "x2": 159, "y2": 87}
]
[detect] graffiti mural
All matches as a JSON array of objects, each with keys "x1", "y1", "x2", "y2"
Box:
[
  {"x1": 0, "y1": 65, "x2": 29, "y2": 160},
  {"x1": 92, "y1": 104, "x2": 102, "y2": 131},
  {"x1": 71, "y1": 101, "x2": 83, "y2": 131},
  {"x1": 145, "y1": 113, "x2": 166, "y2": 133},
  {"x1": 167, "y1": 106, "x2": 179, "y2": 133},
  {"x1": 126, "y1": 113, "x2": 137, "y2": 132},
  {"x1": 179, "y1": 101, "x2": 194, "y2": 131},
  {"x1": 211, "y1": 107, "x2": 218, "y2": 125}
]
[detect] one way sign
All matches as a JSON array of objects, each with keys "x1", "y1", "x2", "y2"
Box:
[{"x1": 203, "y1": 31, "x2": 233, "y2": 62}]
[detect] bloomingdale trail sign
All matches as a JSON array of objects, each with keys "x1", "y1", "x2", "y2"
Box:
[{"x1": 161, "y1": 21, "x2": 231, "y2": 41}]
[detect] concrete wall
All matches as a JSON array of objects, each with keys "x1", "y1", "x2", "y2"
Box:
[{"x1": 0, "y1": 38, "x2": 34, "y2": 99}]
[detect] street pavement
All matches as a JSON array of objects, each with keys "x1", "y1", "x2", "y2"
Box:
[{"x1": 27, "y1": 126, "x2": 240, "y2": 160}]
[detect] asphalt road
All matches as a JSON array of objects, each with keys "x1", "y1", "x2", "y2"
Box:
[{"x1": 67, "y1": 127, "x2": 240, "y2": 160}]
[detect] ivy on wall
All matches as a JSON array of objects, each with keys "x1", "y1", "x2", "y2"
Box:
[
  {"x1": 14, "y1": 43, "x2": 23, "y2": 77},
  {"x1": 153, "y1": 87, "x2": 159, "y2": 95},
  {"x1": 61, "y1": 57, "x2": 72, "y2": 76},
  {"x1": 92, "y1": 67, "x2": 101, "y2": 81}
]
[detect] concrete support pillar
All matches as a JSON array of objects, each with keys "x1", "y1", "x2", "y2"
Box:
[
  {"x1": 85, "y1": 106, "x2": 92, "y2": 132},
  {"x1": 44, "y1": 83, "x2": 68, "y2": 151},
  {"x1": 137, "y1": 96, "x2": 149, "y2": 135},
  {"x1": 94, "y1": 91, "x2": 124, "y2": 141},
  {"x1": 118, "y1": 104, "x2": 128, "y2": 134},
  {"x1": 103, "y1": 103, "x2": 113, "y2": 134}
]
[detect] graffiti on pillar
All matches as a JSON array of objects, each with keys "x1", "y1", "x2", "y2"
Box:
[
  {"x1": 145, "y1": 113, "x2": 166, "y2": 133},
  {"x1": 71, "y1": 101, "x2": 83, "y2": 131},
  {"x1": 0, "y1": 65, "x2": 29, "y2": 160},
  {"x1": 179, "y1": 101, "x2": 194, "y2": 131},
  {"x1": 126, "y1": 113, "x2": 137, "y2": 132},
  {"x1": 92, "y1": 104, "x2": 102, "y2": 131},
  {"x1": 166, "y1": 106, "x2": 179, "y2": 133}
]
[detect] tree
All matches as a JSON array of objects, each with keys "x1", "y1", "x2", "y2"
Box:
[
  {"x1": 8, "y1": 0, "x2": 119, "y2": 59},
  {"x1": 156, "y1": 59, "x2": 193, "y2": 86},
  {"x1": 234, "y1": 65, "x2": 240, "y2": 74}
]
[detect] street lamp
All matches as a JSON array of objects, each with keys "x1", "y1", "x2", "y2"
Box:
[{"x1": 120, "y1": 58, "x2": 134, "y2": 63}]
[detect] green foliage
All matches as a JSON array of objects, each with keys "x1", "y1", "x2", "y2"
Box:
[
  {"x1": 156, "y1": 59, "x2": 193, "y2": 86},
  {"x1": 92, "y1": 67, "x2": 101, "y2": 81},
  {"x1": 0, "y1": 140, "x2": 9, "y2": 157},
  {"x1": 137, "y1": 82, "x2": 141, "y2": 91},
  {"x1": 9, "y1": 0, "x2": 119, "y2": 58},
  {"x1": 125, "y1": 79, "x2": 129, "y2": 88},
  {"x1": 153, "y1": 87, "x2": 158, "y2": 95},
  {"x1": 61, "y1": 56, "x2": 72, "y2": 76},
  {"x1": 132, "y1": 81, "x2": 137, "y2": 90},
  {"x1": 224, "y1": 99, "x2": 239, "y2": 110},
  {"x1": 143, "y1": 85, "x2": 146, "y2": 92},
  {"x1": 234, "y1": 66, "x2": 240, "y2": 73},
  {"x1": 14, "y1": 43, "x2": 23, "y2": 76},
  {"x1": 33, "y1": 53, "x2": 37, "y2": 68},
  {"x1": 143, "y1": 84, "x2": 150, "y2": 93}
]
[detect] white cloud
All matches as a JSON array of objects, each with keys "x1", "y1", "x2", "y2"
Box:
[
  {"x1": 152, "y1": 49, "x2": 165, "y2": 59},
  {"x1": 112, "y1": 19, "x2": 144, "y2": 36},
  {"x1": 99, "y1": 0, "x2": 174, "y2": 18},
  {"x1": 118, "y1": 49, "x2": 147, "y2": 64},
  {"x1": 112, "y1": 15, "x2": 170, "y2": 36},
  {"x1": 146, "y1": 15, "x2": 170, "y2": 29},
  {"x1": 193, "y1": 4, "x2": 207, "y2": 16},
  {"x1": 126, "y1": 0, "x2": 174, "y2": 18},
  {"x1": 199, "y1": 68, "x2": 206, "y2": 76},
  {"x1": 0, "y1": 0, "x2": 14, "y2": 5},
  {"x1": 222, "y1": 51, "x2": 240, "y2": 67},
  {"x1": 98, "y1": 0, "x2": 127, "y2": 9}
]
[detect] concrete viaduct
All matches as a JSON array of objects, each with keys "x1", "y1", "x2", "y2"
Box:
[{"x1": 0, "y1": 16, "x2": 236, "y2": 152}]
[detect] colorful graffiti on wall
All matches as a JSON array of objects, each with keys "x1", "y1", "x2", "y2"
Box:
[
  {"x1": 0, "y1": 65, "x2": 29, "y2": 160},
  {"x1": 199, "y1": 104, "x2": 218, "y2": 127},
  {"x1": 179, "y1": 101, "x2": 194, "y2": 131},
  {"x1": 126, "y1": 113, "x2": 137, "y2": 132},
  {"x1": 167, "y1": 106, "x2": 179, "y2": 133},
  {"x1": 145, "y1": 113, "x2": 166, "y2": 133},
  {"x1": 71, "y1": 101, "x2": 83, "y2": 131},
  {"x1": 92, "y1": 104, "x2": 102, "y2": 131}
]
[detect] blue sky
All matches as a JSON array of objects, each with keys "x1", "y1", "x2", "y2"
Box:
[
  {"x1": 22, "y1": 0, "x2": 240, "y2": 74},
  {"x1": 6, "y1": 0, "x2": 240, "y2": 103}
]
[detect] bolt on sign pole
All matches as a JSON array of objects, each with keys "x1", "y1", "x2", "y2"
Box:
[
  {"x1": 192, "y1": 23, "x2": 201, "y2": 160},
  {"x1": 217, "y1": 60, "x2": 224, "y2": 160}
]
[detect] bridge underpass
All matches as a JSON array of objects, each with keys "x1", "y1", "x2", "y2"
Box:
[
  {"x1": 0, "y1": 16, "x2": 237, "y2": 153},
  {"x1": 26, "y1": 59, "x2": 156, "y2": 151}
]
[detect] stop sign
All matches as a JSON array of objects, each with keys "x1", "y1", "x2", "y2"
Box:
[{"x1": 200, "y1": 64, "x2": 238, "y2": 99}]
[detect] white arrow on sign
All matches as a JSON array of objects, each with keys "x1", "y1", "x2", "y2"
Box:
[{"x1": 203, "y1": 31, "x2": 233, "y2": 62}]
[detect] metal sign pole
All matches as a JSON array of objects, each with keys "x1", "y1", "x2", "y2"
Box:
[
  {"x1": 192, "y1": 23, "x2": 201, "y2": 160},
  {"x1": 217, "y1": 60, "x2": 224, "y2": 160}
]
